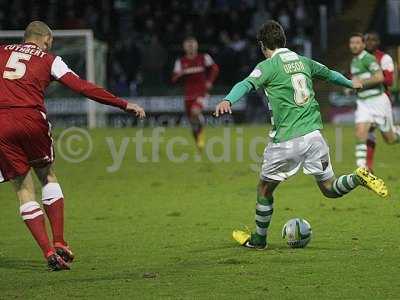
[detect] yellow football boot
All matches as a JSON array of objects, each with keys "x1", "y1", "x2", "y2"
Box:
[
  {"x1": 232, "y1": 230, "x2": 267, "y2": 250},
  {"x1": 355, "y1": 167, "x2": 389, "y2": 198},
  {"x1": 196, "y1": 130, "x2": 205, "y2": 151}
]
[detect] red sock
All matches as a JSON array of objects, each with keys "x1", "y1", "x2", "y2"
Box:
[
  {"x1": 20, "y1": 201, "x2": 54, "y2": 258},
  {"x1": 366, "y1": 139, "x2": 376, "y2": 171},
  {"x1": 42, "y1": 183, "x2": 66, "y2": 246},
  {"x1": 43, "y1": 198, "x2": 65, "y2": 245}
]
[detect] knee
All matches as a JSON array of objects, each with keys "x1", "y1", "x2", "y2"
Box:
[
  {"x1": 191, "y1": 111, "x2": 200, "y2": 120},
  {"x1": 38, "y1": 173, "x2": 58, "y2": 186},
  {"x1": 258, "y1": 182, "x2": 273, "y2": 197},
  {"x1": 355, "y1": 128, "x2": 367, "y2": 141},
  {"x1": 382, "y1": 134, "x2": 396, "y2": 144}
]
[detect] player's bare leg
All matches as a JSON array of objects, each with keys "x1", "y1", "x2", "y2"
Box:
[
  {"x1": 355, "y1": 122, "x2": 372, "y2": 168},
  {"x1": 189, "y1": 106, "x2": 205, "y2": 151},
  {"x1": 233, "y1": 179, "x2": 279, "y2": 249},
  {"x1": 366, "y1": 126, "x2": 376, "y2": 172},
  {"x1": 11, "y1": 171, "x2": 69, "y2": 271},
  {"x1": 34, "y1": 164, "x2": 74, "y2": 263},
  {"x1": 317, "y1": 169, "x2": 388, "y2": 198}
]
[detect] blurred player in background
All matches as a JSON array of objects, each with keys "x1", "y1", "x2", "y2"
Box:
[
  {"x1": 364, "y1": 32, "x2": 395, "y2": 171},
  {"x1": 215, "y1": 21, "x2": 388, "y2": 250},
  {"x1": 172, "y1": 37, "x2": 219, "y2": 150},
  {"x1": 349, "y1": 33, "x2": 399, "y2": 170},
  {"x1": 0, "y1": 21, "x2": 145, "y2": 271}
]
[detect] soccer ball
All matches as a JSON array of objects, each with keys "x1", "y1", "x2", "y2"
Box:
[{"x1": 282, "y1": 218, "x2": 312, "y2": 248}]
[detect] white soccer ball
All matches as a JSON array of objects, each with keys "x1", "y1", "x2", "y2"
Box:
[{"x1": 282, "y1": 218, "x2": 312, "y2": 248}]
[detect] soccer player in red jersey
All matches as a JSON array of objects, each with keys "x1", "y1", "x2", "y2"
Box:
[
  {"x1": 0, "y1": 21, "x2": 145, "y2": 271},
  {"x1": 364, "y1": 32, "x2": 395, "y2": 172},
  {"x1": 172, "y1": 37, "x2": 219, "y2": 150}
]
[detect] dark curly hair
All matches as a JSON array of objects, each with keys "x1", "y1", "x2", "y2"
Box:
[{"x1": 257, "y1": 20, "x2": 286, "y2": 50}]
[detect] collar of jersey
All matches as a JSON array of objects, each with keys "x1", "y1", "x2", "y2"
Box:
[
  {"x1": 357, "y1": 50, "x2": 367, "y2": 59},
  {"x1": 271, "y1": 48, "x2": 290, "y2": 58},
  {"x1": 24, "y1": 42, "x2": 41, "y2": 49}
]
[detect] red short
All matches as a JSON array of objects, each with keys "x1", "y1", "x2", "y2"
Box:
[
  {"x1": 0, "y1": 108, "x2": 53, "y2": 182},
  {"x1": 185, "y1": 97, "x2": 204, "y2": 117}
]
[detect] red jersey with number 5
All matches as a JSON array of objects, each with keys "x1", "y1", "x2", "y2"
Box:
[
  {"x1": 0, "y1": 43, "x2": 66, "y2": 113},
  {"x1": 0, "y1": 42, "x2": 128, "y2": 113},
  {"x1": 0, "y1": 42, "x2": 129, "y2": 182}
]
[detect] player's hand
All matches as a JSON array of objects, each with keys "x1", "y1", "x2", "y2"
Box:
[
  {"x1": 344, "y1": 88, "x2": 353, "y2": 96},
  {"x1": 125, "y1": 102, "x2": 146, "y2": 118},
  {"x1": 214, "y1": 100, "x2": 232, "y2": 117},
  {"x1": 205, "y1": 81, "x2": 213, "y2": 90},
  {"x1": 352, "y1": 78, "x2": 363, "y2": 90}
]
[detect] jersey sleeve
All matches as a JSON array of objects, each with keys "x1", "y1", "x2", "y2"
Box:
[
  {"x1": 50, "y1": 56, "x2": 75, "y2": 79},
  {"x1": 245, "y1": 62, "x2": 271, "y2": 89},
  {"x1": 54, "y1": 56, "x2": 128, "y2": 110},
  {"x1": 381, "y1": 54, "x2": 394, "y2": 72},
  {"x1": 307, "y1": 58, "x2": 330, "y2": 80},
  {"x1": 204, "y1": 53, "x2": 215, "y2": 67},
  {"x1": 173, "y1": 59, "x2": 182, "y2": 73},
  {"x1": 204, "y1": 53, "x2": 219, "y2": 83},
  {"x1": 381, "y1": 54, "x2": 394, "y2": 87},
  {"x1": 59, "y1": 73, "x2": 128, "y2": 110}
]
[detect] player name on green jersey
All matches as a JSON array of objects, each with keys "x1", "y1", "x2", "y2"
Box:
[
  {"x1": 246, "y1": 48, "x2": 332, "y2": 143},
  {"x1": 350, "y1": 50, "x2": 384, "y2": 99},
  {"x1": 283, "y1": 61, "x2": 305, "y2": 73}
]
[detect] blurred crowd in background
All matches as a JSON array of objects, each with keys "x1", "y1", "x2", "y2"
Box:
[{"x1": 0, "y1": 0, "x2": 333, "y2": 96}]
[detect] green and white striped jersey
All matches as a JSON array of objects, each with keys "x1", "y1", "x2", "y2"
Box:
[{"x1": 350, "y1": 50, "x2": 384, "y2": 99}]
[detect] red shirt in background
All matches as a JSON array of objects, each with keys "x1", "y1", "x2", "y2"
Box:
[
  {"x1": 374, "y1": 49, "x2": 394, "y2": 98},
  {"x1": 172, "y1": 53, "x2": 219, "y2": 101}
]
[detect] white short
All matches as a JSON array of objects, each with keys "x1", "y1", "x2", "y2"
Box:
[
  {"x1": 355, "y1": 93, "x2": 394, "y2": 132},
  {"x1": 260, "y1": 130, "x2": 334, "y2": 182}
]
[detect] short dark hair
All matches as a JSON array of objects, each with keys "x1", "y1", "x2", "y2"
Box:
[
  {"x1": 24, "y1": 21, "x2": 52, "y2": 40},
  {"x1": 257, "y1": 20, "x2": 286, "y2": 50},
  {"x1": 365, "y1": 31, "x2": 380, "y2": 41},
  {"x1": 183, "y1": 36, "x2": 197, "y2": 43},
  {"x1": 349, "y1": 32, "x2": 365, "y2": 42}
]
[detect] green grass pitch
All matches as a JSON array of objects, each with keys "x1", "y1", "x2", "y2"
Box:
[{"x1": 0, "y1": 125, "x2": 399, "y2": 299}]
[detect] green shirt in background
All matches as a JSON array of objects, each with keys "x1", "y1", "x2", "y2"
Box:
[
  {"x1": 245, "y1": 48, "x2": 331, "y2": 143},
  {"x1": 350, "y1": 50, "x2": 384, "y2": 99}
]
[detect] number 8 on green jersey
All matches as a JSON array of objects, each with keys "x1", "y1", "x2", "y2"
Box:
[{"x1": 245, "y1": 48, "x2": 333, "y2": 143}]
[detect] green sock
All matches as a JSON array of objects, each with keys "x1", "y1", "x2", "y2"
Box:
[
  {"x1": 332, "y1": 174, "x2": 360, "y2": 196},
  {"x1": 254, "y1": 194, "x2": 274, "y2": 243}
]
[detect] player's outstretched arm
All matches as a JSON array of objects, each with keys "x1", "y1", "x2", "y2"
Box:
[
  {"x1": 215, "y1": 79, "x2": 253, "y2": 117},
  {"x1": 59, "y1": 73, "x2": 145, "y2": 118},
  {"x1": 51, "y1": 56, "x2": 145, "y2": 118},
  {"x1": 327, "y1": 70, "x2": 363, "y2": 89},
  {"x1": 308, "y1": 58, "x2": 362, "y2": 90}
]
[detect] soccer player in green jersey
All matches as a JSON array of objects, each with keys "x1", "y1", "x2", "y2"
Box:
[
  {"x1": 214, "y1": 21, "x2": 388, "y2": 250},
  {"x1": 349, "y1": 33, "x2": 400, "y2": 169}
]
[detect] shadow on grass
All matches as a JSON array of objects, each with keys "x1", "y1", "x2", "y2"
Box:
[
  {"x1": 56, "y1": 271, "x2": 143, "y2": 284},
  {"x1": 188, "y1": 242, "x2": 235, "y2": 253},
  {"x1": 0, "y1": 257, "x2": 43, "y2": 270}
]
